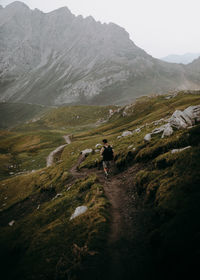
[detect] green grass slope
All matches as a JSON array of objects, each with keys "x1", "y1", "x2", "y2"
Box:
[
  {"x1": 0, "y1": 102, "x2": 49, "y2": 129},
  {"x1": 18, "y1": 105, "x2": 116, "y2": 132},
  {"x1": 0, "y1": 90, "x2": 200, "y2": 279}
]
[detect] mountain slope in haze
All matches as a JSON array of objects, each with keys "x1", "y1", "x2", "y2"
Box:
[
  {"x1": 0, "y1": 1, "x2": 199, "y2": 106},
  {"x1": 161, "y1": 52, "x2": 200, "y2": 64},
  {"x1": 0, "y1": 102, "x2": 49, "y2": 129}
]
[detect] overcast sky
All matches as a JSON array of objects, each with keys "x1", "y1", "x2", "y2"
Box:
[{"x1": 1, "y1": 0, "x2": 200, "y2": 58}]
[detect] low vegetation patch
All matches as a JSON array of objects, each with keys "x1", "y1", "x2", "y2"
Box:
[{"x1": 0, "y1": 173, "x2": 110, "y2": 280}]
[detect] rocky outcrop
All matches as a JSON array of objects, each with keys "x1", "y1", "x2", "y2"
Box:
[
  {"x1": 144, "y1": 105, "x2": 200, "y2": 141},
  {"x1": 169, "y1": 105, "x2": 200, "y2": 128}
]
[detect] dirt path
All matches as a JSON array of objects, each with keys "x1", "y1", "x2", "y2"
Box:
[
  {"x1": 70, "y1": 156, "x2": 143, "y2": 279},
  {"x1": 98, "y1": 165, "x2": 142, "y2": 280},
  {"x1": 46, "y1": 135, "x2": 71, "y2": 167}
]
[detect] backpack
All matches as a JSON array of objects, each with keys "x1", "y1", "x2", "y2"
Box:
[{"x1": 102, "y1": 145, "x2": 113, "y2": 161}]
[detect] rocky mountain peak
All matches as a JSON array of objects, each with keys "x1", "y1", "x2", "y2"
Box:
[
  {"x1": 0, "y1": 1, "x2": 200, "y2": 106},
  {"x1": 48, "y1": 6, "x2": 73, "y2": 17},
  {"x1": 5, "y1": 1, "x2": 30, "y2": 11}
]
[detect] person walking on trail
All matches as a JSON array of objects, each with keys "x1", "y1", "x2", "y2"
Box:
[{"x1": 100, "y1": 139, "x2": 114, "y2": 178}]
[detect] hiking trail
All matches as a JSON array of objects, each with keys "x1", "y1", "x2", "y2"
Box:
[
  {"x1": 46, "y1": 135, "x2": 71, "y2": 167},
  {"x1": 70, "y1": 154, "x2": 145, "y2": 279}
]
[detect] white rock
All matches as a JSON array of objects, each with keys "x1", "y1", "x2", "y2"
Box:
[
  {"x1": 169, "y1": 110, "x2": 193, "y2": 129},
  {"x1": 70, "y1": 206, "x2": 88, "y2": 220},
  {"x1": 81, "y1": 148, "x2": 93, "y2": 155},
  {"x1": 95, "y1": 149, "x2": 100, "y2": 153},
  {"x1": 121, "y1": 131, "x2": 133, "y2": 137},
  {"x1": 161, "y1": 124, "x2": 174, "y2": 138},
  {"x1": 109, "y1": 109, "x2": 114, "y2": 116},
  {"x1": 52, "y1": 193, "x2": 62, "y2": 200},
  {"x1": 8, "y1": 220, "x2": 15, "y2": 227},
  {"x1": 117, "y1": 136, "x2": 121, "y2": 139},
  {"x1": 165, "y1": 96, "x2": 173, "y2": 100},
  {"x1": 171, "y1": 146, "x2": 191, "y2": 154},
  {"x1": 95, "y1": 143, "x2": 102, "y2": 148},
  {"x1": 144, "y1": 134, "x2": 151, "y2": 141},
  {"x1": 132, "y1": 147, "x2": 136, "y2": 151},
  {"x1": 134, "y1": 128, "x2": 141, "y2": 133},
  {"x1": 128, "y1": 145, "x2": 133, "y2": 149},
  {"x1": 122, "y1": 111, "x2": 127, "y2": 117},
  {"x1": 184, "y1": 105, "x2": 200, "y2": 123},
  {"x1": 152, "y1": 124, "x2": 167, "y2": 135}
]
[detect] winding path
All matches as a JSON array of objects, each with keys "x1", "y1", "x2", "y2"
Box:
[
  {"x1": 69, "y1": 154, "x2": 143, "y2": 279},
  {"x1": 46, "y1": 135, "x2": 71, "y2": 167}
]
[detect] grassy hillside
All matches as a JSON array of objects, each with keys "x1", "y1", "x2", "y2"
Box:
[
  {"x1": 0, "y1": 102, "x2": 49, "y2": 129},
  {"x1": 0, "y1": 104, "x2": 116, "y2": 180},
  {"x1": 0, "y1": 91, "x2": 200, "y2": 279},
  {"x1": 17, "y1": 105, "x2": 116, "y2": 133},
  {"x1": 0, "y1": 130, "x2": 66, "y2": 180}
]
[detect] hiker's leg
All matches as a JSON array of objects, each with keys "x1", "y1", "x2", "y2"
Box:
[
  {"x1": 106, "y1": 161, "x2": 110, "y2": 174},
  {"x1": 103, "y1": 161, "x2": 108, "y2": 176}
]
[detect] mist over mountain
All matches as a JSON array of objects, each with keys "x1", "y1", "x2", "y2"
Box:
[
  {"x1": 0, "y1": 1, "x2": 199, "y2": 105},
  {"x1": 161, "y1": 53, "x2": 200, "y2": 64}
]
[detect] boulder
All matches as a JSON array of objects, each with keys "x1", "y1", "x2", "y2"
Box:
[
  {"x1": 95, "y1": 143, "x2": 102, "y2": 148},
  {"x1": 121, "y1": 131, "x2": 133, "y2": 137},
  {"x1": 144, "y1": 133, "x2": 151, "y2": 141},
  {"x1": 169, "y1": 110, "x2": 193, "y2": 129},
  {"x1": 8, "y1": 220, "x2": 15, "y2": 227},
  {"x1": 81, "y1": 148, "x2": 93, "y2": 155},
  {"x1": 70, "y1": 206, "x2": 88, "y2": 220},
  {"x1": 183, "y1": 105, "x2": 200, "y2": 123}
]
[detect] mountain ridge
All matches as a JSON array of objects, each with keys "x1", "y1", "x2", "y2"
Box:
[
  {"x1": 161, "y1": 52, "x2": 200, "y2": 64},
  {"x1": 0, "y1": 1, "x2": 199, "y2": 105}
]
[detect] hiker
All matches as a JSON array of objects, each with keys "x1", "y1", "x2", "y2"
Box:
[{"x1": 100, "y1": 139, "x2": 114, "y2": 178}]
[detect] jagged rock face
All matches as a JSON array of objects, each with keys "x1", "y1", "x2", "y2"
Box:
[{"x1": 0, "y1": 2, "x2": 199, "y2": 105}]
